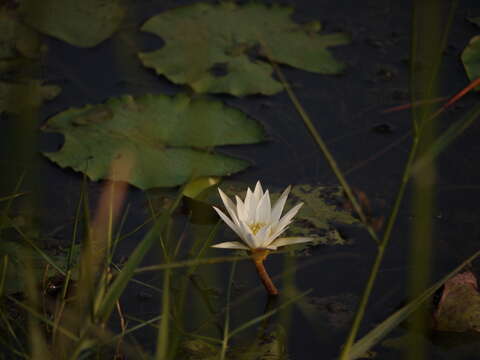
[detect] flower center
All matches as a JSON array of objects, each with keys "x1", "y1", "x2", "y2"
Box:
[{"x1": 249, "y1": 222, "x2": 265, "y2": 235}]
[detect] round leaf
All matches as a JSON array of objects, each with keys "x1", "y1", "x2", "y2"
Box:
[
  {"x1": 43, "y1": 94, "x2": 265, "y2": 189},
  {"x1": 139, "y1": 2, "x2": 350, "y2": 96}
]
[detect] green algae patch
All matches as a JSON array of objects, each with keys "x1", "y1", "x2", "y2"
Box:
[{"x1": 288, "y1": 184, "x2": 359, "y2": 247}]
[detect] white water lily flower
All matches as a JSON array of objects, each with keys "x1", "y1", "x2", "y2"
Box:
[{"x1": 212, "y1": 181, "x2": 313, "y2": 251}]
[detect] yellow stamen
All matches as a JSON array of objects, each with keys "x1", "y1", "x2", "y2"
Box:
[{"x1": 249, "y1": 222, "x2": 265, "y2": 235}]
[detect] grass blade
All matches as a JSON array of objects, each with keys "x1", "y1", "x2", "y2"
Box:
[
  {"x1": 0, "y1": 255, "x2": 8, "y2": 298},
  {"x1": 96, "y1": 216, "x2": 165, "y2": 322},
  {"x1": 10, "y1": 220, "x2": 65, "y2": 276},
  {"x1": 8, "y1": 296, "x2": 79, "y2": 342},
  {"x1": 220, "y1": 261, "x2": 237, "y2": 360},
  {"x1": 0, "y1": 192, "x2": 27, "y2": 203},
  {"x1": 96, "y1": 189, "x2": 184, "y2": 323},
  {"x1": 347, "y1": 249, "x2": 480, "y2": 360},
  {"x1": 134, "y1": 254, "x2": 250, "y2": 274},
  {"x1": 155, "y1": 268, "x2": 171, "y2": 360},
  {"x1": 228, "y1": 289, "x2": 311, "y2": 339},
  {"x1": 411, "y1": 103, "x2": 480, "y2": 175},
  {"x1": 1, "y1": 172, "x2": 25, "y2": 217}
]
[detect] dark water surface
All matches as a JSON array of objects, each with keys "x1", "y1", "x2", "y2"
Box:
[{"x1": 2, "y1": 0, "x2": 480, "y2": 359}]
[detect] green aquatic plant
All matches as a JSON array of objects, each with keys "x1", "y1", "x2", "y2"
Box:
[
  {"x1": 139, "y1": 2, "x2": 349, "y2": 96},
  {"x1": 43, "y1": 94, "x2": 265, "y2": 189}
]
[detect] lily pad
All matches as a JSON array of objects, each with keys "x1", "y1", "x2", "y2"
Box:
[
  {"x1": 462, "y1": 35, "x2": 480, "y2": 90},
  {"x1": 0, "y1": 80, "x2": 61, "y2": 115},
  {"x1": 19, "y1": 0, "x2": 125, "y2": 47},
  {"x1": 43, "y1": 94, "x2": 265, "y2": 189},
  {"x1": 139, "y1": 2, "x2": 350, "y2": 96},
  {"x1": 0, "y1": 7, "x2": 41, "y2": 60}
]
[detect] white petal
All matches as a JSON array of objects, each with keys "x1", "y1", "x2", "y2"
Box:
[
  {"x1": 268, "y1": 222, "x2": 290, "y2": 242},
  {"x1": 218, "y1": 188, "x2": 240, "y2": 226},
  {"x1": 274, "y1": 202, "x2": 303, "y2": 234},
  {"x1": 239, "y1": 221, "x2": 256, "y2": 248},
  {"x1": 212, "y1": 241, "x2": 250, "y2": 250},
  {"x1": 271, "y1": 185, "x2": 291, "y2": 225},
  {"x1": 255, "y1": 190, "x2": 271, "y2": 225},
  {"x1": 254, "y1": 224, "x2": 271, "y2": 248},
  {"x1": 246, "y1": 188, "x2": 257, "y2": 221},
  {"x1": 213, "y1": 206, "x2": 243, "y2": 239},
  {"x1": 270, "y1": 237, "x2": 314, "y2": 248},
  {"x1": 258, "y1": 225, "x2": 276, "y2": 248},
  {"x1": 244, "y1": 187, "x2": 253, "y2": 216},
  {"x1": 235, "y1": 195, "x2": 247, "y2": 221},
  {"x1": 253, "y1": 181, "x2": 263, "y2": 204}
]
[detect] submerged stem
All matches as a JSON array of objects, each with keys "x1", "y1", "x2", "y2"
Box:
[{"x1": 252, "y1": 250, "x2": 278, "y2": 296}]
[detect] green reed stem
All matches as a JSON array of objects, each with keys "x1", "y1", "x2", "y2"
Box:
[
  {"x1": 269, "y1": 61, "x2": 405, "y2": 357},
  {"x1": 220, "y1": 261, "x2": 237, "y2": 360},
  {"x1": 341, "y1": 0, "x2": 455, "y2": 355},
  {"x1": 272, "y1": 63, "x2": 379, "y2": 245},
  {"x1": 339, "y1": 140, "x2": 419, "y2": 359},
  {"x1": 270, "y1": 28, "x2": 450, "y2": 359}
]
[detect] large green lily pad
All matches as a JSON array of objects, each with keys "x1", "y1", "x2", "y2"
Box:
[
  {"x1": 43, "y1": 94, "x2": 265, "y2": 189},
  {"x1": 462, "y1": 35, "x2": 480, "y2": 90},
  {"x1": 19, "y1": 0, "x2": 125, "y2": 47},
  {"x1": 139, "y1": 2, "x2": 350, "y2": 96}
]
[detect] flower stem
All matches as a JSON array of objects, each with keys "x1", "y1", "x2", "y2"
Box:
[{"x1": 252, "y1": 250, "x2": 278, "y2": 296}]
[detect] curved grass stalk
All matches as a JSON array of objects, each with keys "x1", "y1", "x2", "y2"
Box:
[
  {"x1": 270, "y1": 62, "x2": 379, "y2": 245},
  {"x1": 227, "y1": 289, "x2": 311, "y2": 339},
  {"x1": 264, "y1": 10, "x2": 463, "y2": 358},
  {"x1": 268, "y1": 60, "x2": 422, "y2": 358},
  {"x1": 219, "y1": 262, "x2": 237, "y2": 360},
  {"x1": 348, "y1": 249, "x2": 480, "y2": 359}
]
